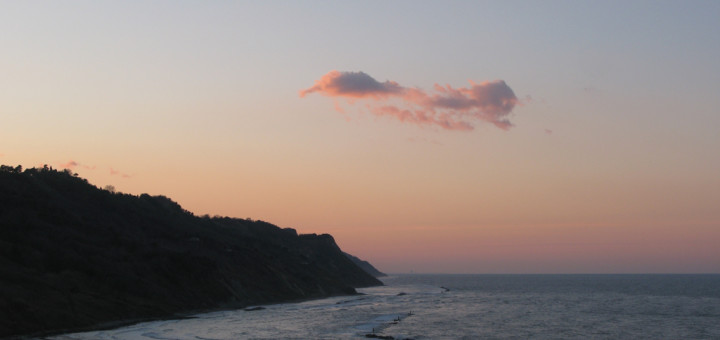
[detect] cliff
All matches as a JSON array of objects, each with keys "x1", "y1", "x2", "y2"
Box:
[
  {"x1": 0, "y1": 165, "x2": 382, "y2": 338},
  {"x1": 345, "y1": 252, "x2": 387, "y2": 277}
]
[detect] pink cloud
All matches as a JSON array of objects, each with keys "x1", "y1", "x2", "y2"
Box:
[
  {"x1": 299, "y1": 71, "x2": 403, "y2": 99},
  {"x1": 60, "y1": 160, "x2": 79, "y2": 169},
  {"x1": 300, "y1": 71, "x2": 520, "y2": 131},
  {"x1": 110, "y1": 167, "x2": 132, "y2": 178},
  {"x1": 59, "y1": 160, "x2": 96, "y2": 170}
]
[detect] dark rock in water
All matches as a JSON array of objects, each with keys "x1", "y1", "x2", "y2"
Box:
[
  {"x1": 396, "y1": 292, "x2": 407, "y2": 296},
  {"x1": 365, "y1": 334, "x2": 395, "y2": 339},
  {"x1": 345, "y1": 252, "x2": 387, "y2": 277},
  {"x1": 441, "y1": 286, "x2": 451, "y2": 292},
  {"x1": 243, "y1": 306, "x2": 265, "y2": 311},
  {"x1": 0, "y1": 165, "x2": 383, "y2": 338}
]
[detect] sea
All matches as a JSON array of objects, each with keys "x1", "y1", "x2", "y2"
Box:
[{"x1": 49, "y1": 274, "x2": 720, "y2": 340}]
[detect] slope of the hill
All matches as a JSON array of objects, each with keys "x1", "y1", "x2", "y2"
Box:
[
  {"x1": 0, "y1": 165, "x2": 381, "y2": 338},
  {"x1": 345, "y1": 252, "x2": 387, "y2": 277}
]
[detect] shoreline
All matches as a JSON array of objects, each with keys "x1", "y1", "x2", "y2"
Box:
[{"x1": 24, "y1": 290, "x2": 372, "y2": 340}]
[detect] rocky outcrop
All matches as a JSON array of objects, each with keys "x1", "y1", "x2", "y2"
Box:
[{"x1": 0, "y1": 166, "x2": 382, "y2": 338}]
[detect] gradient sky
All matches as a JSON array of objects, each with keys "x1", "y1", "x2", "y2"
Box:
[{"x1": 2, "y1": 1, "x2": 719, "y2": 273}]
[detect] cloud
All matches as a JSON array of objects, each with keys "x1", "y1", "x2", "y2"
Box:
[
  {"x1": 110, "y1": 167, "x2": 132, "y2": 178},
  {"x1": 299, "y1": 71, "x2": 403, "y2": 99},
  {"x1": 370, "y1": 105, "x2": 474, "y2": 131},
  {"x1": 60, "y1": 160, "x2": 79, "y2": 168},
  {"x1": 300, "y1": 71, "x2": 520, "y2": 131},
  {"x1": 59, "y1": 160, "x2": 96, "y2": 170}
]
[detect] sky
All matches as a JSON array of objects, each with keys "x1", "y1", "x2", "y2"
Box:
[{"x1": 2, "y1": 1, "x2": 719, "y2": 273}]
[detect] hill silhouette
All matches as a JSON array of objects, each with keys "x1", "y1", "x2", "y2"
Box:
[
  {"x1": 345, "y1": 252, "x2": 386, "y2": 277},
  {"x1": 0, "y1": 165, "x2": 382, "y2": 338}
]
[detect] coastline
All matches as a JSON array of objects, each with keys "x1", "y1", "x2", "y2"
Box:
[
  {"x1": 0, "y1": 167, "x2": 383, "y2": 339},
  {"x1": 26, "y1": 290, "x2": 374, "y2": 340},
  {"x1": 31, "y1": 275, "x2": 720, "y2": 339}
]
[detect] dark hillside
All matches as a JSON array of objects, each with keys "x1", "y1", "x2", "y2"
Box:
[
  {"x1": 345, "y1": 252, "x2": 386, "y2": 277},
  {"x1": 0, "y1": 165, "x2": 381, "y2": 338}
]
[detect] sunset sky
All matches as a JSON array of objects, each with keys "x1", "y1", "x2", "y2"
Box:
[{"x1": 2, "y1": 1, "x2": 719, "y2": 273}]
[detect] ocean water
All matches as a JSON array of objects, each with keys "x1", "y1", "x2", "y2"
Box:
[{"x1": 50, "y1": 274, "x2": 720, "y2": 340}]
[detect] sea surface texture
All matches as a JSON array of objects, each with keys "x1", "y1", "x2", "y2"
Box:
[{"x1": 50, "y1": 274, "x2": 720, "y2": 339}]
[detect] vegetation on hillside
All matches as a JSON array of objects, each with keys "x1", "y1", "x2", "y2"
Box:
[{"x1": 0, "y1": 165, "x2": 381, "y2": 338}]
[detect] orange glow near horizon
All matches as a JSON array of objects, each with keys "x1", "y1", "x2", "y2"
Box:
[{"x1": 328, "y1": 220, "x2": 720, "y2": 274}]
